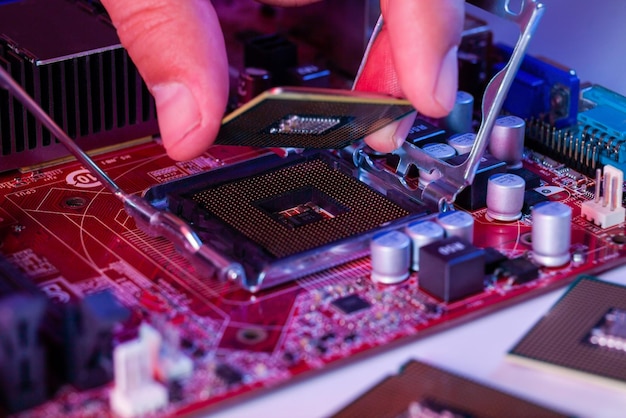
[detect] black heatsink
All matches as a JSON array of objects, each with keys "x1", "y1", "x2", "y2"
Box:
[{"x1": 0, "y1": 0, "x2": 157, "y2": 171}]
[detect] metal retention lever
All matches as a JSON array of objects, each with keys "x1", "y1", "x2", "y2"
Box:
[
  {"x1": 0, "y1": 65, "x2": 247, "y2": 285},
  {"x1": 355, "y1": 0, "x2": 545, "y2": 211}
]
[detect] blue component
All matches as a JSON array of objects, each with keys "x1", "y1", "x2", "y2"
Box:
[
  {"x1": 528, "y1": 87, "x2": 626, "y2": 171},
  {"x1": 495, "y1": 63, "x2": 545, "y2": 120},
  {"x1": 579, "y1": 105, "x2": 626, "y2": 141},
  {"x1": 582, "y1": 85, "x2": 626, "y2": 114},
  {"x1": 494, "y1": 44, "x2": 580, "y2": 129},
  {"x1": 577, "y1": 86, "x2": 626, "y2": 166}
]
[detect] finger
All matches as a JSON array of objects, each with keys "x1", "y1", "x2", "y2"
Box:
[
  {"x1": 101, "y1": 0, "x2": 228, "y2": 160},
  {"x1": 356, "y1": 0, "x2": 464, "y2": 120},
  {"x1": 384, "y1": 0, "x2": 464, "y2": 117},
  {"x1": 363, "y1": 111, "x2": 416, "y2": 153},
  {"x1": 258, "y1": 0, "x2": 322, "y2": 5}
]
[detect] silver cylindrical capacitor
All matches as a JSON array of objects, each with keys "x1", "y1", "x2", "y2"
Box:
[
  {"x1": 419, "y1": 143, "x2": 457, "y2": 186},
  {"x1": 486, "y1": 173, "x2": 526, "y2": 221},
  {"x1": 405, "y1": 220, "x2": 445, "y2": 271},
  {"x1": 448, "y1": 133, "x2": 476, "y2": 155},
  {"x1": 488, "y1": 115, "x2": 525, "y2": 169},
  {"x1": 421, "y1": 142, "x2": 457, "y2": 159},
  {"x1": 443, "y1": 91, "x2": 474, "y2": 134},
  {"x1": 531, "y1": 202, "x2": 572, "y2": 267},
  {"x1": 237, "y1": 67, "x2": 271, "y2": 106},
  {"x1": 437, "y1": 211, "x2": 475, "y2": 243},
  {"x1": 370, "y1": 230, "x2": 411, "y2": 284}
]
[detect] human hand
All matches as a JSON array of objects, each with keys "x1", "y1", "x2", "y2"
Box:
[
  {"x1": 101, "y1": 0, "x2": 463, "y2": 160},
  {"x1": 359, "y1": 0, "x2": 465, "y2": 152}
]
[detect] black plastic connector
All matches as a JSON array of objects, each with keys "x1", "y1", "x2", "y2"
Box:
[
  {"x1": 244, "y1": 33, "x2": 298, "y2": 85},
  {"x1": 0, "y1": 258, "x2": 48, "y2": 413},
  {"x1": 62, "y1": 291, "x2": 130, "y2": 389}
]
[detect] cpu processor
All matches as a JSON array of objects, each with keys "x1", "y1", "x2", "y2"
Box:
[
  {"x1": 214, "y1": 87, "x2": 415, "y2": 149},
  {"x1": 509, "y1": 276, "x2": 626, "y2": 388},
  {"x1": 332, "y1": 360, "x2": 569, "y2": 418},
  {"x1": 145, "y1": 151, "x2": 428, "y2": 292}
]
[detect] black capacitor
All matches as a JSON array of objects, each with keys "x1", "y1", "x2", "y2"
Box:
[{"x1": 418, "y1": 236, "x2": 486, "y2": 303}]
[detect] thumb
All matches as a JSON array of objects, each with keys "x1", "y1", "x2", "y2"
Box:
[
  {"x1": 355, "y1": 0, "x2": 464, "y2": 119},
  {"x1": 101, "y1": 0, "x2": 228, "y2": 160}
]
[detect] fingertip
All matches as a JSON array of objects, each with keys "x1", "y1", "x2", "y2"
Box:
[
  {"x1": 383, "y1": 0, "x2": 464, "y2": 118},
  {"x1": 364, "y1": 111, "x2": 416, "y2": 153},
  {"x1": 152, "y1": 81, "x2": 221, "y2": 161},
  {"x1": 102, "y1": 0, "x2": 228, "y2": 160},
  {"x1": 162, "y1": 124, "x2": 219, "y2": 161}
]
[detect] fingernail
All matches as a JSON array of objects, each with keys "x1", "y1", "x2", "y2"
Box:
[
  {"x1": 393, "y1": 132, "x2": 406, "y2": 149},
  {"x1": 152, "y1": 82, "x2": 201, "y2": 147},
  {"x1": 434, "y1": 46, "x2": 459, "y2": 113},
  {"x1": 393, "y1": 112, "x2": 417, "y2": 149}
]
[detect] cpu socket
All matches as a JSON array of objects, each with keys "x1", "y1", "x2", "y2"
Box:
[{"x1": 145, "y1": 151, "x2": 428, "y2": 292}]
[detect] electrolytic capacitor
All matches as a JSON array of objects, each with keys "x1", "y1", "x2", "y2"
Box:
[
  {"x1": 437, "y1": 211, "x2": 475, "y2": 243},
  {"x1": 405, "y1": 220, "x2": 445, "y2": 271},
  {"x1": 237, "y1": 67, "x2": 272, "y2": 106},
  {"x1": 443, "y1": 91, "x2": 474, "y2": 134},
  {"x1": 488, "y1": 115, "x2": 525, "y2": 169},
  {"x1": 370, "y1": 230, "x2": 411, "y2": 284},
  {"x1": 419, "y1": 143, "x2": 457, "y2": 186},
  {"x1": 448, "y1": 133, "x2": 476, "y2": 155},
  {"x1": 531, "y1": 201, "x2": 572, "y2": 267},
  {"x1": 421, "y1": 142, "x2": 457, "y2": 159},
  {"x1": 486, "y1": 173, "x2": 526, "y2": 221}
]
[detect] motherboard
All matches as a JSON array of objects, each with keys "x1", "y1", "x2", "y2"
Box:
[{"x1": 2, "y1": 0, "x2": 626, "y2": 417}]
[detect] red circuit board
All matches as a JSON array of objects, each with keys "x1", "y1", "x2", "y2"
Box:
[{"x1": 4, "y1": 140, "x2": 626, "y2": 417}]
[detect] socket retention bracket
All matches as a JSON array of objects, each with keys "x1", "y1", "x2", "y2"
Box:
[{"x1": 356, "y1": 0, "x2": 545, "y2": 212}]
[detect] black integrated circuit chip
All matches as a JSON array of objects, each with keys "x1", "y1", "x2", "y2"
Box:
[
  {"x1": 216, "y1": 364, "x2": 243, "y2": 386},
  {"x1": 332, "y1": 294, "x2": 371, "y2": 315}
]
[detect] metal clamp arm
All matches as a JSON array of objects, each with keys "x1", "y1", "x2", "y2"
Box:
[{"x1": 355, "y1": 1, "x2": 545, "y2": 211}]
